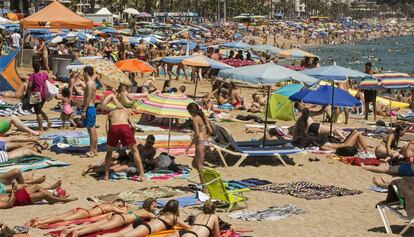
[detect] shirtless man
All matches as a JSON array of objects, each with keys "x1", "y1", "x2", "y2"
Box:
[
  {"x1": 229, "y1": 83, "x2": 245, "y2": 110},
  {"x1": 81, "y1": 66, "x2": 98, "y2": 157},
  {"x1": 148, "y1": 45, "x2": 159, "y2": 77},
  {"x1": 104, "y1": 108, "x2": 144, "y2": 181},
  {"x1": 136, "y1": 40, "x2": 148, "y2": 62}
]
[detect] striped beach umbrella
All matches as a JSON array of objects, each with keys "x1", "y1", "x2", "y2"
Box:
[
  {"x1": 278, "y1": 48, "x2": 318, "y2": 59},
  {"x1": 136, "y1": 92, "x2": 194, "y2": 119},
  {"x1": 357, "y1": 72, "x2": 414, "y2": 90}
]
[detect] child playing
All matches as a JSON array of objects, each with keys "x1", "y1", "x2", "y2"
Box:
[{"x1": 60, "y1": 88, "x2": 77, "y2": 129}]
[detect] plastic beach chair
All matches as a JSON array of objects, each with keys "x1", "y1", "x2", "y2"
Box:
[
  {"x1": 377, "y1": 185, "x2": 414, "y2": 235},
  {"x1": 200, "y1": 167, "x2": 250, "y2": 214},
  {"x1": 211, "y1": 125, "x2": 302, "y2": 167}
]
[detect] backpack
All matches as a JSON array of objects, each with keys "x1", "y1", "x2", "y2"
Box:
[{"x1": 336, "y1": 146, "x2": 358, "y2": 156}]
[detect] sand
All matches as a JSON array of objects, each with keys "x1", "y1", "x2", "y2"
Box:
[{"x1": 0, "y1": 67, "x2": 411, "y2": 237}]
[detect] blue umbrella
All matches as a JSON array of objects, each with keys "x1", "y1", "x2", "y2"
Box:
[
  {"x1": 222, "y1": 41, "x2": 250, "y2": 49},
  {"x1": 218, "y1": 63, "x2": 319, "y2": 145},
  {"x1": 302, "y1": 64, "x2": 371, "y2": 81},
  {"x1": 301, "y1": 85, "x2": 361, "y2": 107},
  {"x1": 217, "y1": 63, "x2": 319, "y2": 86},
  {"x1": 160, "y1": 55, "x2": 192, "y2": 64},
  {"x1": 274, "y1": 84, "x2": 304, "y2": 97},
  {"x1": 289, "y1": 88, "x2": 312, "y2": 102}
]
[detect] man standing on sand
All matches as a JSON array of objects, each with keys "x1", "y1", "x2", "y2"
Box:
[
  {"x1": 104, "y1": 108, "x2": 144, "y2": 181},
  {"x1": 81, "y1": 66, "x2": 98, "y2": 157},
  {"x1": 136, "y1": 39, "x2": 148, "y2": 62},
  {"x1": 363, "y1": 62, "x2": 377, "y2": 121}
]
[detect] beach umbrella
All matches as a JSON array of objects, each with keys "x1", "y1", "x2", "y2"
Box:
[
  {"x1": 218, "y1": 62, "x2": 319, "y2": 145},
  {"x1": 0, "y1": 16, "x2": 11, "y2": 24},
  {"x1": 123, "y1": 8, "x2": 139, "y2": 15},
  {"x1": 357, "y1": 72, "x2": 414, "y2": 90},
  {"x1": 278, "y1": 48, "x2": 318, "y2": 59},
  {"x1": 136, "y1": 92, "x2": 195, "y2": 153},
  {"x1": 160, "y1": 55, "x2": 193, "y2": 64},
  {"x1": 300, "y1": 85, "x2": 361, "y2": 107},
  {"x1": 289, "y1": 88, "x2": 312, "y2": 102},
  {"x1": 250, "y1": 44, "x2": 283, "y2": 55},
  {"x1": 222, "y1": 41, "x2": 250, "y2": 49},
  {"x1": 115, "y1": 59, "x2": 155, "y2": 73}
]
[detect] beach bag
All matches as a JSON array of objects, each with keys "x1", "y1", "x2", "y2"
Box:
[
  {"x1": 29, "y1": 91, "x2": 42, "y2": 104},
  {"x1": 21, "y1": 93, "x2": 31, "y2": 110},
  {"x1": 46, "y1": 80, "x2": 58, "y2": 102},
  {"x1": 336, "y1": 146, "x2": 358, "y2": 156}
]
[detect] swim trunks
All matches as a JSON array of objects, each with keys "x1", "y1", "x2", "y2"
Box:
[
  {"x1": 0, "y1": 120, "x2": 11, "y2": 135},
  {"x1": 107, "y1": 124, "x2": 136, "y2": 147},
  {"x1": 14, "y1": 188, "x2": 32, "y2": 206},
  {"x1": 0, "y1": 141, "x2": 7, "y2": 151},
  {"x1": 0, "y1": 151, "x2": 8, "y2": 163},
  {"x1": 398, "y1": 163, "x2": 414, "y2": 176},
  {"x1": 83, "y1": 106, "x2": 96, "y2": 128},
  {"x1": 363, "y1": 90, "x2": 377, "y2": 103},
  {"x1": 0, "y1": 183, "x2": 6, "y2": 194}
]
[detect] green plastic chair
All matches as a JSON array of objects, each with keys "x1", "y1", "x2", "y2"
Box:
[{"x1": 200, "y1": 167, "x2": 250, "y2": 213}]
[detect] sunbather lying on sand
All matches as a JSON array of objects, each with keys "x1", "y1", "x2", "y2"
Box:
[
  {"x1": 27, "y1": 199, "x2": 127, "y2": 227},
  {"x1": 0, "y1": 168, "x2": 46, "y2": 185},
  {"x1": 320, "y1": 130, "x2": 369, "y2": 152},
  {"x1": 82, "y1": 149, "x2": 137, "y2": 176},
  {"x1": 375, "y1": 125, "x2": 405, "y2": 161},
  {"x1": 0, "y1": 136, "x2": 48, "y2": 152},
  {"x1": 0, "y1": 115, "x2": 41, "y2": 136},
  {"x1": 0, "y1": 179, "x2": 61, "y2": 195},
  {"x1": 0, "y1": 182, "x2": 76, "y2": 209},
  {"x1": 60, "y1": 198, "x2": 157, "y2": 237},
  {"x1": 361, "y1": 162, "x2": 414, "y2": 177},
  {"x1": 167, "y1": 201, "x2": 220, "y2": 237},
  {"x1": 100, "y1": 200, "x2": 191, "y2": 237}
]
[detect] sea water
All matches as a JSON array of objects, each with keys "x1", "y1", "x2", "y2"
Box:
[{"x1": 307, "y1": 35, "x2": 414, "y2": 73}]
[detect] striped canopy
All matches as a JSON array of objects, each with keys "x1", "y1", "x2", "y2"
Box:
[
  {"x1": 136, "y1": 92, "x2": 195, "y2": 118},
  {"x1": 357, "y1": 72, "x2": 414, "y2": 90},
  {"x1": 278, "y1": 48, "x2": 318, "y2": 59}
]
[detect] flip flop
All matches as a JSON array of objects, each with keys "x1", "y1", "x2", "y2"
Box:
[{"x1": 82, "y1": 152, "x2": 95, "y2": 158}]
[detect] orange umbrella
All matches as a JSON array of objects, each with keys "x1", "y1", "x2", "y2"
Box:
[{"x1": 115, "y1": 59, "x2": 155, "y2": 73}]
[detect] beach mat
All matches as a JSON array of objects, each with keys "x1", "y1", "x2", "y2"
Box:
[
  {"x1": 22, "y1": 118, "x2": 71, "y2": 129},
  {"x1": 40, "y1": 214, "x2": 108, "y2": 229},
  {"x1": 0, "y1": 156, "x2": 69, "y2": 174},
  {"x1": 47, "y1": 225, "x2": 128, "y2": 237},
  {"x1": 51, "y1": 143, "x2": 107, "y2": 154},
  {"x1": 135, "y1": 195, "x2": 200, "y2": 208},
  {"x1": 251, "y1": 181, "x2": 362, "y2": 200},
  {"x1": 229, "y1": 204, "x2": 304, "y2": 221},
  {"x1": 88, "y1": 187, "x2": 183, "y2": 203}
]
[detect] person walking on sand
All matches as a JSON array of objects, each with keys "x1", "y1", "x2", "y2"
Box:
[
  {"x1": 363, "y1": 62, "x2": 377, "y2": 121},
  {"x1": 81, "y1": 66, "x2": 98, "y2": 157},
  {"x1": 104, "y1": 108, "x2": 144, "y2": 181}
]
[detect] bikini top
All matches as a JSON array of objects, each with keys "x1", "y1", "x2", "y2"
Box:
[
  {"x1": 127, "y1": 210, "x2": 141, "y2": 221},
  {"x1": 157, "y1": 217, "x2": 173, "y2": 230},
  {"x1": 192, "y1": 214, "x2": 213, "y2": 236},
  {"x1": 92, "y1": 205, "x2": 105, "y2": 214}
]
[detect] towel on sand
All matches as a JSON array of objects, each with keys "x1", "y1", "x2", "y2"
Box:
[
  {"x1": 88, "y1": 187, "x2": 183, "y2": 203},
  {"x1": 135, "y1": 195, "x2": 200, "y2": 208},
  {"x1": 39, "y1": 214, "x2": 108, "y2": 229},
  {"x1": 47, "y1": 226, "x2": 127, "y2": 237},
  {"x1": 23, "y1": 118, "x2": 70, "y2": 129},
  {"x1": 252, "y1": 181, "x2": 362, "y2": 200},
  {"x1": 144, "y1": 168, "x2": 190, "y2": 180},
  {"x1": 226, "y1": 178, "x2": 272, "y2": 190},
  {"x1": 51, "y1": 143, "x2": 107, "y2": 154},
  {"x1": 0, "y1": 156, "x2": 69, "y2": 174},
  {"x1": 229, "y1": 204, "x2": 304, "y2": 221},
  {"x1": 381, "y1": 177, "x2": 414, "y2": 217}
]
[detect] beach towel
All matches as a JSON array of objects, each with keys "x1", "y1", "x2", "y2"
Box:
[
  {"x1": 88, "y1": 187, "x2": 183, "y2": 203},
  {"x1": 136, "y1": 135, "x2": 192, "y2": 141},
  {"x1": 229, "y1": 204, "x2": 304, "y2": 221},
  {"x1": 251, "y1": 181, "x2": 362, "y2": 200},
  {"x1": 51, "y1": 143, "x2": 107, "y2": 154},
  {"x1": 157, "y1": 147, "x2": 195, "y2": 156},
  {"x1": 41, "y1": 131, "x2": 88, "y2": 140},
  {"x1": 40, "y1": 214, "x2": 108, "y2": 229},
  {"x1": 66, "y1": 137, "x2": 107, "y2": 147},
  {"x1": 144, "y1": 168, "x2": 190, "y2": 180},
  {"x1": 136, "y1": 125, "x2": 167, "y2": 132},
  {"x1": 306, "y1": 147, "x2": 335, "y2": 154},
  {"x1": 342, "y1": 157, "x2": 380, "y2": 166},
  {"x1": 135, "y1": 195, "x2": 200, "y2": 208},
  {"x1": 0, "y1": 156, "x2": 69, "y2": 174},
  {"x1": 226, "y1": 178, "x2": 272, "y2": 190},
  {"x1": 22, "y1": 118, "x2": 71, "y2": 129},
  {"x1": 369, "y1": 185, "x2": 388, "y2": 193},
  {"x1": 47, "y1": 225, "x2": 128, "y2": 237}
]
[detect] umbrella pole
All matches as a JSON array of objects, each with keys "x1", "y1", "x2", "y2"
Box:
[
  {"x1": 193, "y1": 75, "x2": 198, "y2": 98},
  {"x1": 263, "y1": 86, "x2": 271, "y2": 147},
  {"x1": 329, "y1": 81, "x2": 335, "y2": 142},
  {"x1": 168, "y1": 117, "x2": 172, "y2": 155}
]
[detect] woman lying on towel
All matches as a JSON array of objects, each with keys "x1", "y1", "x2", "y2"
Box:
[
  {"x1": 61, "y1": 198, "x2": 157, "y2": 237},
  {"x1": 361, "y1": 162, "x2": 414, "y2": 177},
  {"x1": 28, "y1": 199, "x2": 127, "y2": 227},
  {"x1": 202, "y1": 100, "x2": 251, "y2": 123},
  {"x1": 0, "y1": 182, "x2": 76, "y2": 209},
  {"x1": 320, "y1": 130, "x2": 369, "y2": 152},
  {"x1": 168, "y1": 201, "x2": 220, "y2": 237},
  {"x1": 0, "y1": 115, "x2": 41, "y2": 136},
  {"x1": 100, "y1": 200, "x2": 191, "y2": 237},
  {"x1": 0, "y1": 179, "x2": 61, "y2": 195},
  {"x1": 0, "y1": 168, "x2": 46, "y2": 186},
  {"x1": 375, "y1": 125, "x2": 405, "y2": 161},
  {"x1": 0, "y1": 135, "x2": 48, "y2": 153},
  {"x1": 0, "y1": 145, "x2": 46, "y2": 163}
]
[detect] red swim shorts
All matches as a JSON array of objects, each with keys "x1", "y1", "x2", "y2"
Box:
[
  {"x1": 14, "y1": 188, "x2": 32, "y2": 206},
  {"x1": 107, "y1": 124, "x2": 136, "y2": 147}
]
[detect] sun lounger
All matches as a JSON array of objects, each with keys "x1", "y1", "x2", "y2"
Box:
[
  {"x1": 377, "y1": 185, "x2": 414, "y2": 235},
  {"x1": 211, "y1": 125, "x2": 302, "y2": 167}
]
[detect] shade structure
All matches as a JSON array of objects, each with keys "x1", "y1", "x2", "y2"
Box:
[
  {"x1": 274, "y1": 84, "x2": 304, "y2": 97},
  {"x1": 182, "y1": 55, "x2": 234, "y2": 70},
  {"x1": 77, "y1": 57, "x2": 131, "y2": 88},
  {"x1": 123, "y1": 8, "x2": 139, "y2": 15},
  {"x1": 278, "y1": 48, "x2": 318, "y2": 59},
  {"x1": 300, "y1": 85, "x2": 361, "y2": 107},
  {"x1": 289, "y1": 88, "x2": 312, "y2": 102},
  {"x1": 217, "y1": 62, "x2": 319, "y2": 86},
  {"x1": 222, "y1": 41, "x2": 250, "y2": 49},
  {"x1": 0, "y1": 50, "x2": 23, "y2": 91},
  {"x1": 357, "y1": 72, "x2": 414, "y2": 90},
  {"x1": 136, "y1": 92, "x2": 194, "y2": 119},
  {"x1": 115, "y1": 59, "x2": 155, "y2": 73},
  {"x1": 269, "y1": 84, "x2": 305, "y2": 121},
  {"x1": 250, "y1": 44, "x2": 283, "y2": 55},
  {"x1": 21, "y1": 1, "x2": 93, "y2": 29},
  {"x1": 302, "y1": 64, "x2": 372, "y2": 81},
  {"x1": 161, "y1": 55, "x2": 192, "y2": 64}
]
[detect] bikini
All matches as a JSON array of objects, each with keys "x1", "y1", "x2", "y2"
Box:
[
  {"x1": 143, "y1": 217, "x2": 173, "y2": 234},
  {"x1": 179, "y1": 215, "x2": 213, "y2": 237},
  {"x1": 116, "y1": 210, "x2": 143, "y2": 228}
]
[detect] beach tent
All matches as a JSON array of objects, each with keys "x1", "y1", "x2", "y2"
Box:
[
  {"x1": 269, "y1": 84, "x2": 304, "y2": 121},
  {"x1": 21, "y1": 0, "x2": 93, "y2": 29},
  {"x1": 0, "y1": 50, "x2": 23, "y2": 91},
  {"x1": 96, "y1": 7, "x2": 119, "y2": 18}
]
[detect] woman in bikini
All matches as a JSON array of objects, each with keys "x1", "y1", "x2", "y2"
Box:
[
  {"x1": 186, "y1": 103, "x2": 213, "y2": 183},
  {"x1": 320, "y1": 130, "x2": 369, "y2": 152},
  {"x1": 28, "y1": 200, "x2": 127, "y2": 227},
  {"x1": 101, "y1": 199, "x2": 191, "y2": 237},
  {"x1": 62, "y1": 198, "x2": 157, "y2": 237},
  {"x1": 101, "y1": 84, "x2": 139, "y2": 111},
  {"x1": 168, "y1": 201, "x2": 220, "y2": 237},
  {"x1": 375, "y1": 125, "x2": 405, "y2": 161}
]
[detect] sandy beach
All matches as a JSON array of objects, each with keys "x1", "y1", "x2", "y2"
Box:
[{"x1": 1, "y1": 67, "x2": 411, "y2": 237}]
